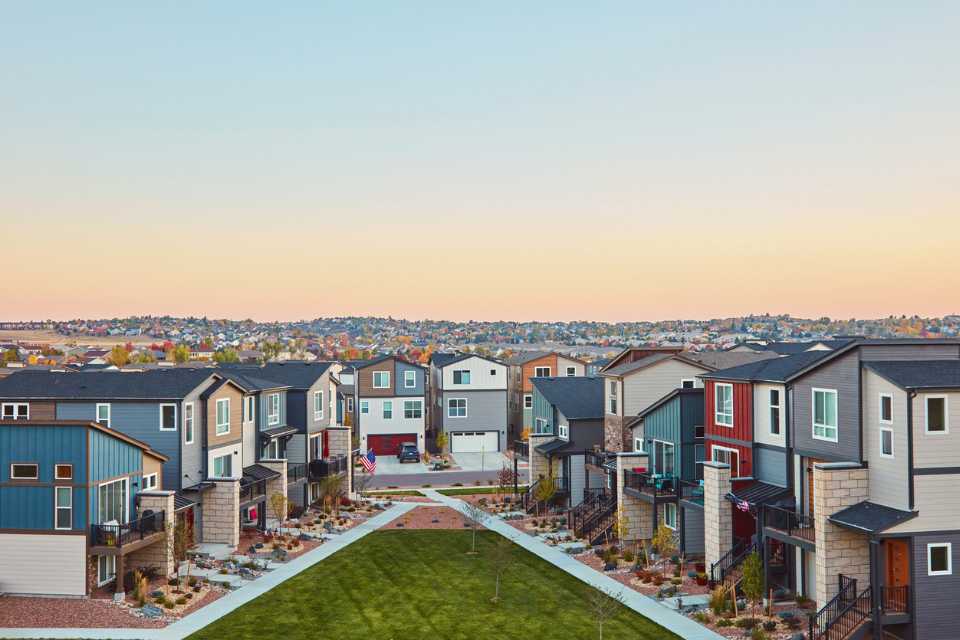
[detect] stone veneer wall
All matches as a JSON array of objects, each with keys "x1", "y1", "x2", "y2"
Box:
[
  {"x1": 126, "y1": 491, "x2": 176, "y2": 579},
  {"x1": 259, "y1": 459, "x2": 289, "y2": 523},
  {"x1": 703, "y1": 462, "x2": 733, "y2": 572},
  {"x1": 604, "y1": 415, "x2": 626, "y2": 453},
  {"x1": 202, "y1": 479, "x2": 240, "y2": 547},
  {"x1": 616, "y1": 453, "x2": 653, "y2": 542},
  {"x1": 813, "y1": 463, "x2": 870, "y2": 608},
  {"x1": 528, "y1": 435, "x2": 555, "y2": 485},
  {"x1": 326, "y1": 426, "x2": 353, "y2": 494}
]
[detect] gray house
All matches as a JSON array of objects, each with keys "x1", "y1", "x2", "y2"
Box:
[{"x1": 431, "y1": 353, "x2": 508, "y2": 453}]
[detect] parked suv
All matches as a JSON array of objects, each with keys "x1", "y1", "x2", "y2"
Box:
[{"x1": 397, "y1": 442, "x2": 420, "y2": 463}]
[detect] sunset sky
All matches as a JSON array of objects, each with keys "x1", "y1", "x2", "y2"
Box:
[{"x1": 2, "y1": 3, "x2": 958, "y2": 322}]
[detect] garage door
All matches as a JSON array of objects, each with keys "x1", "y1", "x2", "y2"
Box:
[
  {"x1": 0, "y1": 533, "x2": 86, "y2": 595},
  {"x1": 367, "y1": 433, "x2": 416, "y2": 455},
  {"x1": 450, "y1": 431, "x2": 499, "y2": 453}
]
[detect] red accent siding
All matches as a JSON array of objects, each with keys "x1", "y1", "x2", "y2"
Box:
[
  {"x1": 705, "y1": 441, "x2": 753, "y2": 478},
  {"x1": 704, "y1": 379, "x2": 754, "y2": 477}
]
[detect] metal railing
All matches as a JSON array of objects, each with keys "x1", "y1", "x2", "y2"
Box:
[
  {"x1": 240, "y1": 479, "x2": 267, "y2": 505},
  {"x1": 881, "y1": 585, "x2": 909, "y2": 614},
  {"x1": 623, "y1": 470, "x2": 680, "y2": 499},
  {"x1": 569, "y1": 488, "x2": 614, "y2": 538},
  {"x1": 90, "y1": 510, "x2": 165, "y2": 548},
  {"x1": 522, "y1": 476, "x2": 570, "y2": 513},
  {"x1": 764, "y1": 504, "x2": 815, "y2": 542},
  {"x1": 809, "y1": 575, "x2": 872, "y2": 640},
  {"x1": 584, "y1": 450, "x2": 615, "y2": 470},
  {"x1": 709, "y1": 539, "x2": 757, "y2": 585},
  {"x1": 287, "y1": 463, "x2": 307, "y2": 484},
  {"x1": 513, "y1": 440, "x2": 529, "y2": 459},
  {"x1": 309, "y1": 455, "x2": 348, "y2": 480}
]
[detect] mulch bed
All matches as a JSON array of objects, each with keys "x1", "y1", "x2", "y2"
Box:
[
  {"x1": 0, "y1": 595, "x2": 167, "y2": 629},
  {"x1": 381, "y1": 506, "x2": 480, "y2": 530}
]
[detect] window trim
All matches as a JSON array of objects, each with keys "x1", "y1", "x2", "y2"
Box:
[
  {"x1": 652, "y1": 439, "x2": 676, "y2": 476},
  {"x1": 452, "y1": 369, "x2": 471, "y2": 385},
  {"x1": 879, "y1": 427, "x2": 894, "y2": 459},
  {"x1": 714, "y1": 383, "x2": 734, "y2": 427},
  {"x1": 534, "y1": 366, "x2": 551, "y2": 378},
  {"x1": 680, "y1": 378, "x2": 696, "y2": 389},
  {"x1": 711, "y1": 445, "x2": 740, "y2": 477},
  {"x1": 533, "y1": 417, "x2": 550, "y2": 435},
  {"x1": 96, "y1": 403, "x2": 111, "y2": 428},
  {"x1": 313, "y1": 390, "x2": 324, "y2": 420},
  {"x1": 212, "y1": 453, "x2": 232, "y2": 479},
  {"x1": 523, "y1": 394, "x2": 533, "y2": 409},
  {"x1": 447, "y1": 397, "x2": 468, "y2": 419},
  {"x1": 159, "y1": 403, "x2": 177, "y2": 432},
  {"x1": 55, "y1": 486, "x2": 72, "y2": 530},
  {"x1": 769, "y1": 388, "x2": 782, "y2": 436},
  {"x1": 1, "y1": 402, "x2": 29, "y2": 420},
  {"x1": 143, "y1": 472, "x2": 158, "y2": 490},
  {"x1": 267, "y1": 393, "x2": 281, "y2": 426},
  {"x1": 879, "y1": 393, "x2": 893, "y2": 425},
  {"x1": 558, "y1": 423, "x2": 569, "y2": 440},
  {"x1": 10, "y1": 463, "x2": 39, "y2": 480},
  {"x1": 928, "y1": 542, "x2": 953, "y2": 576},
  {"x1": 382, "y1": 400, "x2": 393, "y2": 420},
  {"x1": 97, "y1": 555, "x2": 117, "y2": 587},
  {"x1": 812, "y1": 387, "x2": 839, "y2": 443},
  {"x1": 347, "y1": 397, "x2": 354, "y2": 412},
  {"x1": 633, "y1": 437, "x2": 646, "y2": 453},
  {"x1": 184, "y1": 401, "x2": 195, "y2": 445},
  {"x1": 607, "y1": 380, "x2": 618, "y2": 415},
  {"x1": 404, "y1": 370, "x2": 416, "y2": 388},
  {"x1": 925, "y1": 395, "x2": 949, "y2": 434},
  {"x1": 663, "y1": 502, "x2": 678, "y2": 531},
  {"x1": 566, "y1": 366, "x2": 577, "y2": 377},
  {"x1": 372, "y1": 371, "x2": 390, "y2": 389},
  {"x1": 215, "y1": 398, "x2": 230, "y2": 435},
  {"x1": 359, "y1": 400, "x2": 369, "y2": 415},
  {"x1": 55, "y1": 464, "x2": 73, "y2": 480},
  {"x1": 244, "y1": 395, "x2": 255, "y2": 422},
  {"x1": 403, "y1": 399, "x2": 422, "y2": 420}
]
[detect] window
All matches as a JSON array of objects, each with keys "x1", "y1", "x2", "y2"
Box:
[
  {"x1": 926, "y1": 396, "x2": 948, "y2": 433},
  {"x1": 347, "y1": 397, "x2": 354, "y2": 412},
  {"x1": 880, "y1": 428, "x2": 894, "y2": 458},
  {"x1": 653, "y1": 441, "x2": 676, "y2": 476},
  {"x1": 360, "y1": 400, "x2": 369, "y2": 415},
  {"x1": 524, "y1": 394, "x2": 533, "y2": 409},
  {"x1": 633, "y1": 437, "x2": 646, "y2": 453},
  {"x1": 184, "y1": 402, "x2": 195, "y2": 444},
  {"x1": 558, "y1": 423, "x2": 569, "y2": 440},
  {"x1": 880, "y1": 394, "x2": 893, "y2": 424},
  {"x1": 681, "y1": 379, "x2": 696, "y2": 389},
  {"x1": 215, "y1": 398, "x2": 230, "y2": 435},
  {"x1": 143, "y1": 473, "x2": 158, "y2": 490},
  {"x1": 608, "y1": 380, "x2": 618, "y2": 414},
  {"x1": 313, "y1": 390, "x2": 324, "y2": 420},
  {"x1": 711, "y1": 446, "x2": 739, "y2": 477},
  {"x1": 267, "y1": 393, "x2": 280, "y2": 425},
  {"x1": 382, "y1": 400, "x2": 393, "y2": 419},
  {"x1": 928, "y1": 543, "x2": 952, "y2": 576},
  {"x1": 244, "y1": 396, "x2": 255, "y2": 422},
  {"x1": 309, "y1": 434, "x2": 322, "y2": 460},
  {"x1": 404, "y1": 370, "x2": 416, "y2": 388},
  {"x1": 769, "y1": 389, "x2": 781, "y2": 436},
  {"x1": 404, "y1": 400, "x2": 422, "y2": 419},
  {"x1": 55, "y1": 486, "x2": 72, "y2": 530},
  {"x1": 566, "y1": 366, "x2": 576, "y2": 377},
  {"x1": 10, "y1": 463, "x2": 38, "y2": 480},
  {"x1": 714, "y1": 383, "x2": 733, "y2": 427},
  {"x1": 490, "y1": 369, "x2": 497, "y2": 376},
  {"x1": 372, "y1": 371, "x2": 390, "y2": 388},
  {"x1": 96, "y1": 403, "x2": 111, "y2": 428},
  {"x1": 1, "y1": 403, "x2": 28, "y2": 420},
  {"x1": 534, "y1": 366, "x2": 551, "y2": 377},
  {"x1": 448, "y1": 398, "x2": 467, "y2": 418},
  {"x1": 97, "y1": 477, "x2": 128, "y2": 524},
  {"x1": 534, "y1": 417, "x2": 550, "y2": 435},
  {"x1": 160, "y1": 403, "x2": 177, "y2": 431},
  {"x1": 213, "y1": 454, "x2": 232, "y2": 478},
  {"x1": 55, "y1": 464, "x2": 73, "y2": 480},
  {"x1": 98, "y1": 555, "x2": 116, "y2": 586},
  {"x1": 453, "y1": 370, "x2": 471, "y2": 385},
  {"x1": 664, "y1": 503, "x2": 677, "y2": 530},
  {"x1": 813, "y1": 388, "x2": 839, "y2": 441},
  {"x1": 263, "y1": 439, "x2": 283, "y2": 459}
]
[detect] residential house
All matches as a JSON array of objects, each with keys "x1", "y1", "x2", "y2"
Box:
[
  {"x1": 354, "y1": 355, "x2": 427, "y2": 455},
  {"x1": 430, "y1": 353, "x2": 508, "y2": 453},
  {"x1": 506, "y1": 351, "x2": 587, "y2": 446}
]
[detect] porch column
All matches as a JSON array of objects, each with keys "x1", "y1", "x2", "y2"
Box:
[
  {"x1": 870, "y1": 538, "x2": 882, "y2": 640},
  {"x1": 259, "y1": 458, "x2": 288, "y2": 527},
  {"x1": 813, "y1": 462, "x2": 870, "y2": 608},
  {"x1": 126, "y1": 490, "x2": 176, "y2": 583},
  {"x1": 704, "y1": 461, "x2": 733, "y2": 571},
  {"x1": 528, "y1": 434, "x2": 554, "y2": 485},
  {"x1": 616, "y1": 452, "x2": 652, "y2": 543},
  {"x1": 325, "y1": 426, "x2": 353, "y2": 495},
  {"x1": 115, "y1": 553, "x2": 125, "y2": 599},
  {"x1": 201, "y1": 479, "x2": 240, "y2": 547}
]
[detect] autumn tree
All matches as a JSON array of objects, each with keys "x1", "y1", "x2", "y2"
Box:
[
  {"x1": 533, "y1": 471, "x2": 557, "y2": 516},
  {"x1": 108, "y1": 345, "x2": 129, "y2": 366},
  {"x1": 741, "y1": 550, "x2": 764, "y2": 616},
  {"x1": 460, "y1": 500, "x2": 488, "y2": 554},
  {"x1": 214, "y1": 348, "x2": 240, "y2": 363},
  {"x1": 496, "y1": 464, "x2": 517, "y2": 500},
  {"x1": 269, "y1": 492, "x2": 290, "y2": 536},
  {"x1": 170, "y1": 344, "x2": 190, "y2": 363}
]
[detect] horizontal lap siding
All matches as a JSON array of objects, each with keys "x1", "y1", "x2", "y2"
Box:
[
  {"x1": 791, "y1": 350, "x2": 860, "y2": 461},
  {"x1": 754, "y1": 446, "x2": 787, "y2": 487},
  {"x1": 911, "y1": 532, "x2": 960, "y2": 640}
]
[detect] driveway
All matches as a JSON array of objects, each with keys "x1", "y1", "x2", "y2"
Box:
[
  {"x1": 369, "y1": 456, "x2": 429, "y2": 475},
  {"x1": 450, "y1": 452, "x2": 511, "y2": 472}
]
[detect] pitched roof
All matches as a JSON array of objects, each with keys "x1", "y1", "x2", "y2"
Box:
[
  {"x1": 678, "y1": 351, "x2": 779, "y2": 370},
  {"x1": 0, "y1": 369, "x2": 217, "y2": 400},
  {"x1": 431, "y1": 352, "x2": 504, "y2": 369},
  {"x1": 700, "y1": 349, "x2": 847, "y2": 383},
  {"x1": 505, "y1": 350, "x2": 554, "y2": 365},
  {"x1": 863, "y1": 360, "x2": 960, "y2": 390},
  {"x1": 635, "y1": 387, "x2": 704, "y2": 421},
  {"x1": 599, "y1": 352, "x2": 676, "y2": 377},
  {"x1": 247, "y1": 361, "x2": 333, "y2": 389},
  {"x1": 829, "y1": 501, "x2": 916, "y2": 533},
  {"x1": 0, "y1": 420, "x2": 168, "y2": 461},
  {"x1": 532, "y1": 376, "x2": 603, "y2": 420},
  {"x1": 218, "y1": 370, "x2": 291, "y2": 392}
]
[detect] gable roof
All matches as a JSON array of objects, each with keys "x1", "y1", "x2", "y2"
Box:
[
  {"x1": 0, "y1": 369, "x2": 219, "y2": 401},
  {"x1": 678, "y1": 351, "x2": 779, "y2": 370},
  {"x1": 431, "y1": 352, "x2": 504, "y2": 369},
  {"x1": 700, "y1": 349, "x2": 848, "y2": 383},
  {"x1": 635, "y1": 387, "x2": 704, "y2": 422},
  {"x1": 505, "y1": 350, "x2": 554, "y2": 365},
  {"x1": 532, "y1": 376, "x2": 603, "y2": 421},
  {"x1": 242, "y1": 361, "x2": 334, "y2": 389},
  {"x1": 356, "y1": 354, "x2": 427, "y2": 371},
  {"x1": 599, "y1": 352, "x2": 676, "y2": 377},
  {"x1": 218, "y1": 370, "x2": 291, "y2": 393},
  {"x1": 862, "y1": 360, "x2": 960, "y2": 390},
  {"x1": 601, "y1": 347, "x2": 684, "y2": 372}
]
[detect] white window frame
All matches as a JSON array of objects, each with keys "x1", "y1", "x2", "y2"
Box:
[
  {"x1": 159, "y1": 403, "x2": 177, "y2": 432},
  {"x1": 98, "y1": 555, "x2": 117, "y2": 587},
  {"x1": 215, "y1": 398, "x2": 230, "y2": 435},
  {"x1": 533, "y1": 417, "x2": 549, "y2": 435},
  {"x1": 448, "y1": 398, "x2": 468, "y2": 418},
  {"x1": 383, "y1": 400, "x2": 393, "y2": 420},
  {"x1": 879, "y1": 393, "x2": 893, "y2": 425},
  {"x1": 663, "y1": 502, "x2": 677, "y2": 530},
  {"x1": 347, "y1": 397, "x2": 354, "y2": 412},
  {"x1": 244, "y1": 396, "x2": 255, "y2": 422},
  {"x1": 184, "y1": 402, "x2": 195, "y2": 445},
  {"x1": 403, "y1": 399, "x2": 422, "y2": 419},
  {"x1": 212, "y1": 453, "x2": 232, "y2": 478},
  {"x1": 360, "y1": 400, "x2": 369, "y2": 415},
  {"x1": 711, "y1": 445, "x2": 740, "y2": 477},
  {"x1": 769, "y1": 388, "x2": 782, "y2": 436},
  {"x1": 1, "y1": 402, "x2": 29, "y2": 420},
  {"x1": 97, "y1": 476, "x2": 129, "y2": 524},
  {"x1": 879, "y1": 427, "x2": 894, "y2": 459},
  {"x1": 566, "y1": 366, "x2": 577, "y2": 377},
  {"x1": 534, "y1": 366, "x2": 551, "y2": 378},
  {"x1": 403, "y1": 370, "x2": 416, "y2": 388},
  {"x1": 96, "y1": 403, "x2": 111, "y2": 428},
  {"x1": 524, "y1": 394, "x2": 533, "y2": 409},
  {"x1": 452, "y1": 369, "x2": 471, "y2": 385},
  {"x1": 143, "y1": 472, "x2": 158, "y2": 490},
  {"x1": 633, "y1": 437, "x2": 646, "y2": 453},
  {"x1": 55, "y1": 464, "x2": 73, "y2": 480},
  {"x1": 313, "y1": 390, "x2": 324, "y2": 420},
  {"x1": 608, "y1": 380, "x2": 618, "y2": 415},
  {"x1": 558, "y1": 423, "x2": 569, "y2": 440},
  {"x1": 680, "y1": 378, "x2": 696, "y2": 389},
  {"x1": 372, "y1": 371, "x2": 390, "y2": 389},
  {"x1": 55, "y1": 486, "x2": 72, "y2": 530},
  {"x1": 812, "y1": 387, "x2": 839, "y2": 443},
  {"x1": 653, "y1": 439, "x2": 676, "y2": 476},
  {"x1": 925, "y1": 395, "x2": 949, "y2": 434},
  {"x1": 267, "y1": 393, "x2": 281, "y2": 425},
  {"x1": 714, "y1": 383, "x2": 733, "y2": 427},
  {"x1": 928, "y1": 543, "x2": 953, "y2": 576},
  {"x1": 11, "y1": 463, "x2": 38, "y2": 480}
]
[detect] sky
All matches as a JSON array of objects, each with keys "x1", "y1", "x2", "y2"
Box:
[{"x1": 2, "y1": 2, "x2": 958, "y2": 323}]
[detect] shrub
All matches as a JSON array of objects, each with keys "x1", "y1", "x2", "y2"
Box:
[
  {"x1": 167, "y1": 577, "x2": 179, "y2": 587},
  {"x1": 164, "y1": 600, "x2": 175, "y2": 609},
  {"x1": 735, "y1": 617, "x2": 760, "y2": 630},
  {"x1": 763, "y1": 620, "x2": 777, "y2": 632},
  {"x1": 623, "y1": 550, "x2": 635, "y2": 563},
  {"x1": 175, "y1": 596, "x2": 187, "y2": 605},
  {"x1": 716, "y1": 618, "x2": 732, "y2": 628},
  {"x1": 709, "y1": 586, "x2": 729, "y2": 616},
  {"x1": 692, "y1": 610, "x2": 711, "y2": 624},
  {"x1": 750, "y1": 627, "x2": 769, "y2": 640},
  {"x1": 671, "y1": 577, "x2": 682, "y2": 585},
  {"x1": 188, "y1": 576, "x2": 198, "y2": 587}
]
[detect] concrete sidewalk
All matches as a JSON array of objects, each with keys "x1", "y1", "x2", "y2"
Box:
[
  {"x1": 422, "y1": 489, "x2": 725, "y2": 640},
  {"x1": 0, "y1": 502, "x2": 419, "y2": 640}
]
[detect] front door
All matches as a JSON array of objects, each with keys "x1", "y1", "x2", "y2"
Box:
[{"x1": 886, "y1": 539, "x2": 910, "y2": 588}]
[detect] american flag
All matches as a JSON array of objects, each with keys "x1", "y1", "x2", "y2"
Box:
[
  {"x1": 736, "y1": 499, "x2": 750, "y2": 512},
  {"x1": 359, "y1": 450, "x2": 376, "y2": 473}
]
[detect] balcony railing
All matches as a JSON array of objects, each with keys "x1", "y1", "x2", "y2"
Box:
[
  {"x1": 585, "y1": 450, "x2": 616, "y2": 470},
  {"x1": 240, "y1": 479, "x2": 267, "y2": 506},
  {"x1": 308, "y1": 455, "x2": 348, "y2": 480},
  {"x1": 623, "y1": 470, "x2": 680, "y2": 499},
  {"x1": 287, "y1": 463, "x2": 307, "y2": 484},
  {"x1": 764, "y1": 504, "x2": 815, "y2": 542},
  {"x1": 90, "y1": 510, "x2": 165, "y2": 548},
  {"x1": 513, "y1": 440, "x2": 529, "y2": 459},
  {"x1": 881, "y1": 585, "x2": 909, "y2": 614},
  {"x1": 809, "y1": 575, "x2": 871, "y2": 640}
]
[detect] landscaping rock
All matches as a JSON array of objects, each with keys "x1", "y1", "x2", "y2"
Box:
[{"x1": 140, "y1": 604, "x2": 164, "y2": 619}]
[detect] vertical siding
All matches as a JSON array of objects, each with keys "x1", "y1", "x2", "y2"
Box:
[
  {"x1": 642, "y1": 395, "x2": 682, "y2": 475},
  {"x1": 862, "y1": 370, "x2": 909, "y2": 510},
  {"x1": 706, "y1": 441, "x2": 752, "y2": 478},
  {"x1": 792, "y1": 350, "x2": 861, "y2": 461},
  {"x1": 911, "y1": 532, "x2": 960, "y2": 640},
  {"x1": 754, "y1": 447, "x2": 787, "y2": 487},
  {"x1": 531, "y1": 387, "x2": 554, "y2": 434},
  {"x1": 705, "y1": 380, "x2": 754, "y2": 443},
  {"x1": 258, "y1": 390, "x2": 288, "y2": 431}
]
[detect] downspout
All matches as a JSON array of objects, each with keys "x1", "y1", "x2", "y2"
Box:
[
  {"x1": 870, "y1": 536, "x2": 882, "y2": 640},
  {"x1": 907, "y1": 390, "x2": 916, "y2": 510}
]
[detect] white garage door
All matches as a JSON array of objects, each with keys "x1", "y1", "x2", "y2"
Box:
[
  {"x1": 0, "y1": 533, "x2": 86, "y2": 595},
  {"x1": 450, "y1": 431, "x2": 499, "y2": 453}
]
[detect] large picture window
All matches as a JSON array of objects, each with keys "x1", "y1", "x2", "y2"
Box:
[
  {"x1": 813, "y1": 388, "x2": 838, "y2": 441},
  {"x1": 664, "y1": 503, "x2": 677, "y2": 530},
  {"x1": 653, "y1": 441, "x2": 676, "y2": 476},
  {"x1": 213, "y1": 454, "x2": 232, "y2": 478},
  {"x1": 97, "y1": 477, "x2": 128, "y2": 524},
  {"x1": 715, "y1": 383, "x2": 733, "y2": 427}
]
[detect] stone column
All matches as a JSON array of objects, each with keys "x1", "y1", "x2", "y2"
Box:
[
  {"x1": 704, "y1": 461, "x2": 733, "y2": 572},
  {"x1": 813, "y1": 462, "x2": 870, "y2": 608},
  {"x1": 125, "y1": 491, "x2": 177, "y2": 584},
  {"x1": 201, "y1": 479, "x2": 240, "y2": 547},
  {"x1": 604, "y1": 415, "x2": 626, "y2": 453},
  {"x1": 528, "y1": 434, "x2": 555, "y2": 485},
  {"x1": 259, "y1": 458, "x2": 289, "y2": 525},
  {"x1": 326, "y1": 426, "x2": 353, "y2": 494},
  {"x1": 616, "y1": 453, "x2": 653, "y2": 542}
]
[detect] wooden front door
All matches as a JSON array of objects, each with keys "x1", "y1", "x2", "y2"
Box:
[{"x1": 886, "y1": 539, "x2": 910, "y2": 588}]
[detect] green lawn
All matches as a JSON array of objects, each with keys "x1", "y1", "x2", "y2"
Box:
[{"x1": 188, "y1": 530, "x2": 676, "y2": 640}]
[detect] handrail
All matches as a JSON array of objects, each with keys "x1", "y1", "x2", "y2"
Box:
[
  {"x1": 90, "y1": 510, "x2": 165, "y2": 548},
  {"x1": 287, "y1": 462, "x2": 307, "y2": 483},
  {"x1": 309, "y1": 455, "x2": 348, "y2": 479},
  {"x1": 581, "y1": 497, "x2": 617, "y2": 545},
  {"x1": 809, "y1": 575, "x2": 866, "y2": 640},
  {"x1": 709, "y1": 539, "x2": 756, "y2": 585},
  {"x1": 880, "y1": 585, "x2": 909, "y2": 614},
  {"x1": 764, "y1": 504, "x2": 815, "y2": 542},
  {"x1": 623, "y1": 470, "x2": 680, "y2": 498}
]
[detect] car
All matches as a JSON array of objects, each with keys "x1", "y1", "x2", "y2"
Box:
[{"x1": 397, "y1": 442, "x2": 420, "y2": 463}]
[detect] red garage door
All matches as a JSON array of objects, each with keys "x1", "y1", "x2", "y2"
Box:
[{"x1": 367, "y1": 433, "x2": 416, "y2": 456}]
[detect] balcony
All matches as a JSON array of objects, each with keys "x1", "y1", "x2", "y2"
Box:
[
  {"x1": 90, "y1": 510, "x2": 166, "y2": 552},
  {"x1": 763, "y1": 504, "x2": 815, "y2": 548},
  {"x1": 622, "y1": 470, "x2": 681, "y2": 501},
  {"x1": 239, "y1": 479, "x2": 268, "y2": 507},
  {"x1": 308, "y1": 455, "x2": 348, "y2": 480},
  {"x1": 287, "y1": 462, "x2": 307, "y2": 484}
]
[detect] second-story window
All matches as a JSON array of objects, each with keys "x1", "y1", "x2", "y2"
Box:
[
  {"x1": 453, "y1": 370, "x2": 471, "y2": 385},
  {"x1": 372, "y1": 371, "x2": 390, "y2": 388},
  {"x1": 715, "y1": 383, "x2": 733, "y2": 427},
  {"x1": 681, "y1": 379, "x2": 696, "y2": 389},
  {"x1": 813, "y1": 388, "x2": 839, "y2": 442},
  {"x1": 360, "y1": 400, "x2": 369, "y2": 415},
  {"x1": 96, "y1": 403, "x2": 111, "y2": 428},
  {"x1": 925, "y1": 396, "x2": 948, "y2": 434},
  {"x1": 216, "y1": 398, "x2": 230, "y2": 435},
  {"x1": 1, "y1": 403, "x2": 28, "y2": 420},
  {"x1": 404, "y1": 370, "x2": 416, "y2": 388},
  {"x1": 880, "y1": 394, "x2": 893, "y2": 424},
  {"x1": 534, "y1": 366, "x2": 551, "y2": 377},
  {"x1": 769, "y1": 389, "x2": 781, "y2": 435},
  {"x1": 314, "y1": 390, "x2": 324, "y2": 420},
  {"x1": 160, "y1": 404, "x2": 177, "y2": 432},
  {"x1": 267, "y1": 393, "x2": 280, "y2": 425},
  {"x1": 10, "y1": 463, "x2": 38, "y2": 480},
  {"x1": 880, "y1": 427, "x2": 894, "y2": 458},
  {"x1": 533, "y1": 417, "x2": 549, "y2": 435},
  {"x1": 55, "y1": 486, "x2": 72, "y2": 530},
  {"x1": 608, "y1": 380, "x2": 618, "y2": 414},
  {"x1": 213, "y1": 454, "x2": 232, "y2": 478},
  {"x1": 383, "y1": 400, "x2": 393, "y2": 419},
  {"x1": 448, "y1": 398, "x2": 467, "y2": 418},
  {"x1": 566, "y1": 366, "x2": 576, "y2": 377},
  {"x1": 245, "y1": 396, "x2": 255, "y2": 422},
  {"x1": 184, "y1": 402, "x2": 195, "y2": 444},
  {"x1": 404, "y1": 400, "x2": 422, "y2": 419},
  {"x1": 524, "y1": 394, "x2": 533, "y2": 409},
  {"x1": 558, "y1": 423, "x2": 569, "y2": 439}
]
